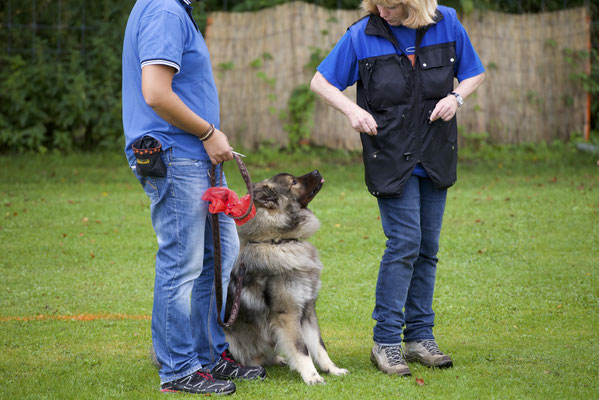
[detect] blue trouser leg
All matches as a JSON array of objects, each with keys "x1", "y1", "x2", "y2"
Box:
[
  {"x1": 191, "y1": 210, "x2": 238, "y2": 369},
  {"x1": 135, "y1": 152, "x2": 239, "y2": 383},
  {"x1": 372, "y1": 176, "x2": 446, "y2": 345}
]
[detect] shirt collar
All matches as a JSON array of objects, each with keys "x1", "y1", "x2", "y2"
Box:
[{"x1": 179, "y1": 0, "x2": 192, "y2": 6}]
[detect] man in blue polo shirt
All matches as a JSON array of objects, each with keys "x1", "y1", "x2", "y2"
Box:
[
  {"x1": 122, "y1": 0, "x2": 265, "y2": 394},
  {"x1": 311, "y1": 0, "x2": 485, "y2": 378}
]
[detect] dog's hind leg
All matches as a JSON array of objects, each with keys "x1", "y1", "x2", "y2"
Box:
[
  {"x1": 271, "y1": 310, "x2": 325, "y2": 385},
  {"x1": 301, "y1": 304, "x2": 349, "y2": 376}
]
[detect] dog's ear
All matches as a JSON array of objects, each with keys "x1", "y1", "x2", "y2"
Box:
[{"x1": 253, "y1": 185, "x2": 278, "y2": 209}]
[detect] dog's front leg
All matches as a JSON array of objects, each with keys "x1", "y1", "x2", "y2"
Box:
[
  {"x1": 271, "y1": 311, "x2": 325, "y2": 385},
  {"x1": 301, "y1": 304, "x2": 349, "y2": 376}
]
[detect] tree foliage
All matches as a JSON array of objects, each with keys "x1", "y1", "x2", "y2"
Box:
[{"x1": 0, "y1": 0, "x2": 595, "y2": 153}]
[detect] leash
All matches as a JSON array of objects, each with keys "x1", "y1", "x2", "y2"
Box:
[{"x1": 210, "y1": 152, "x2": 253, "y2": 328}]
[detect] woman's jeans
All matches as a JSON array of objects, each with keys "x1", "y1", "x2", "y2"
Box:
[
  {"x1": 372, "y1": 175, "x2": 447, "y2": 346},
  {"x1": 134, "y1": 150, "x2": 239, "y2": 384}
]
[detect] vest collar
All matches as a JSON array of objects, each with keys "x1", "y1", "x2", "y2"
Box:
[{"x1": 364, "y1": 9, "x2": 444, "y2": 46}]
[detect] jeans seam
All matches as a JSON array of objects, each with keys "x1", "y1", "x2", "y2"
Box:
[
  {"x1": 207, "y1": 216, "x2": 216, "y2": 367},
  {"x1": 165, "y1": 161, "x2": 180, "y2": 373}
]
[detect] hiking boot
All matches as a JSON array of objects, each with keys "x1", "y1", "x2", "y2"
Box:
[
  {"x1": 160, "y1": 369, "x2": 236, "y2": 395},
  {"x1": 370, "y1": 344, "x2": 411, "y2": 376},
  {"x1": 404, "y1": 340, "x2": 453, "y2": 368},
  {"x1": 211, "y1": 349, "x2": 267, "y2": 381}
]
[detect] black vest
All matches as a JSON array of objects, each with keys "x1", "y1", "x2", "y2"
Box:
[{"x1": 356, "y1": 14, "x2": 458, "y2": 198}]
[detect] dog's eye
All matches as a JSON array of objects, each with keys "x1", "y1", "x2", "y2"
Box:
[{"x1": 292, "y1": 179, "x2": 298, "y2": 186}]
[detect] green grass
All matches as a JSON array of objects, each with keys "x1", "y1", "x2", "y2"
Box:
[{"x1": 1, "y1": 147, "x2": 598, "y2": 399}]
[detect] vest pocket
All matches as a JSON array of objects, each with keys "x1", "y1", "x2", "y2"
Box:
[
  {"x1": 359, "y1": 54, "x2": 412, "y2": 110},
  {"x1": 419, "y1": 44, "x2": 456, "y2": 99}
]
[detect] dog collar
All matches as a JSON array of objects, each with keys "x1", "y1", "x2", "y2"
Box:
[{"x1": 249, "y1": 238, "x2": 300, "y2": 245}]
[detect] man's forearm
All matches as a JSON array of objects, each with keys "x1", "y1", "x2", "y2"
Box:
[{"x1": 142, "y1": 64, "x2": 212, "y2": 138}]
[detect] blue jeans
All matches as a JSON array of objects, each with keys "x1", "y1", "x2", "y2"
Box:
[
  {"x1": 372, "y1": 175, "x2": 447, "y2": 345},
  {"x1": 133, "y1": 150, "x2": 239, "y2": 384}
]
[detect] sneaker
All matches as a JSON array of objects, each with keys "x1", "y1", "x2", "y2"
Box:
[
  {"x1": 370, "y1": 344, "x2": 411, "y2": 376},
  {"x1": 160, "y1": 369, "x2": 236, "y2": 395},
  {"x1": 404, "y1": 340, "x2": 453, "y2": 368},
  {"x1": 211, "y1": 349, "x2": 267, "y2": 381}
]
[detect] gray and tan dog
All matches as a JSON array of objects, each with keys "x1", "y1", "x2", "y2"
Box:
[{"x1": 224, "y1": 170, "x2": 348, "y2": 385}]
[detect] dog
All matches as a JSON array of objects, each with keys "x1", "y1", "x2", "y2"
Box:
[{"x1": 224, "y1": 170, "x2": 348, "y2": 385}]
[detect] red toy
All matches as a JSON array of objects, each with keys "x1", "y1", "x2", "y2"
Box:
[{"x1": 202, "y1": 187, "x2": 256, "y2": 226}]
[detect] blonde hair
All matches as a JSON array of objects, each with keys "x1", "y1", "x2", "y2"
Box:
[{"x1": 361, "y1": 0, "x2": 438, "y2": 29}]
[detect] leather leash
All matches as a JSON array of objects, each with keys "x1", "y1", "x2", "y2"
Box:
[{"x1": 210, "y1": 153, "x2": 253, "y2": 328}]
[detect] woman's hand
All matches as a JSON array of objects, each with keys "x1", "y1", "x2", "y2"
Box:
[
  {"x1": 430, "y1": 95, "x2": 459, "y2": 122},
  {"x1": 347, "y1": 104, "x2": 378, "y2": 135},
  {"x1": 310, "y1": 71, "x2": 377, "y2": 136}
]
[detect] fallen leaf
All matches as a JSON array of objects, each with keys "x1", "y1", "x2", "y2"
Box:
[
  {"x1": 415, "y1": 378, "x2": 424, "y2": 386},
  {"x1": 82, "y1": 217, "x2": 89, "y2": 223},
  {"x1": 90, "y1": 252, "x2": 95, "y2": 258}
]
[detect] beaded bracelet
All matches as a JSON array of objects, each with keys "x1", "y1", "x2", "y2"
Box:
[{"x1": 199, "y1": 123, "x2": 215, "y2": 141}]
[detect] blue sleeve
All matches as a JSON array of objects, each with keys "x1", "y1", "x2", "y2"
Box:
[
  {"x1": 138, "y1": 11, "x2": 186, "y2": 72},
  {"x1": 454, "y1": 19, "x2": 485, "y2": 82},
  {"x1": 316, "y1": 30, "x2": 360, "y2": 91}
]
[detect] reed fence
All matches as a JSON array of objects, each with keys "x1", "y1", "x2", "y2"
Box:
[{"x1": 206, "y1": 2, "x2": 591, "y2": 149}]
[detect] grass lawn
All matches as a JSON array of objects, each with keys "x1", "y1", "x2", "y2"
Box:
[{"x1": 0, "y1": 147, "x2": 597, "y2": 399}]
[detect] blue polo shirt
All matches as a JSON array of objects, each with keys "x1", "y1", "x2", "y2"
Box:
[
  {"x1": 318, "y1": 6, "x2": 484, "y2": 91},
  {"x1": 317, "y1": 7, "x2": 484, "y2": 178},
  {"x1": 122, "y1": 0, "x2": 218, "y2": 165}
]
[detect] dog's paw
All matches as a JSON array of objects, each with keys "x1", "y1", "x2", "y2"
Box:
[
  {"x1": 273, "y1": 356, "x2": 288, "y2": 366},
  {"x1": 304, "y1": 373, "x2": 326, "y2": 385},
  {"x1": 328, "y1": 366, "x2": 349, "y2": 376}
]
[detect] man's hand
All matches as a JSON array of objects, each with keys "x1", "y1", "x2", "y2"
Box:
[{"x1": 202, "y1": 129, "x2": 233, "y2": 165}]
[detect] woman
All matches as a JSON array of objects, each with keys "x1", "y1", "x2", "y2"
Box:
[{"x1": 311, "y1": 0, "x2": 485, "y2": 376}]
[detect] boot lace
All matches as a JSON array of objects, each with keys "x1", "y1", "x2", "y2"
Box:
[
  {"x1": 421, "y1": 340, "x2": 443, "y2": 355},
  {"x1": 383, "y1": 345, "x2": 406, "y2": 366}
]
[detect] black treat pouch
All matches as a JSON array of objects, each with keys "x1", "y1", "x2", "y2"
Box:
[{"x1": 132, "y1": 136, "x2": 166, "y2": 177}]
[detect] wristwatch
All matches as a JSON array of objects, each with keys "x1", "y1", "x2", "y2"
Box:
[{"x1": 450, "y1": 92, "x2": 463, "y2": 107}]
